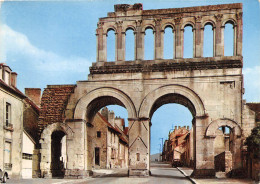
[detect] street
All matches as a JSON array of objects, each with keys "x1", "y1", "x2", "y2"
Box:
[
  {"x1": 83, "y1": 162, "x2": 192, "y2": 184},
  {"x1": 7, "y1": 162, "x2": 192, "y2": 184}
]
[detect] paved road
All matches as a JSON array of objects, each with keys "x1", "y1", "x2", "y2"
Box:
[
  {"x1": 80, "y1": 162, "x2": 192, "y2": 184},
  {"x1": 7, "y1": 162, "x2": 192, "y2": 184}
]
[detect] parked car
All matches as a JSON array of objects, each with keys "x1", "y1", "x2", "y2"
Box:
[{"x1": 0, "y1": 168, "x2": 8, "y2": 183}]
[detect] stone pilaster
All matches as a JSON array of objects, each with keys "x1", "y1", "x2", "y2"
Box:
[
  {"x1": 214, "y1": 14, "x2": 224, "y2": 57},
  {"x1": 65, "y1": 120, "x2": 92, "y2": 179},
  {"x1": 135, "y1": 20, "x2": 144, "y2": 60},
  {"x1": 154, "y1": 18, "x2": 163, "y2": 59},
  {"x1": 194, "y1": 16, "x2": 203, "y2": 58},
  {"x1": 192, "y1": 116, "x2": 216, "y2": 178},
  {"x1": 174, "y1": 17, "x2": 183, "y2": 58},
  {"x1": 116, "y1": 21, "x2": 124, "y2": 61},
  {"x1": 96, "y1": 22, "x2": 107, "y2": 62},
  {"x1": 128, "y1": 118, "x2": 150, "y2": 177},
  {"x1": 235, "y1": 12, "x2": 243, "y2": 56}
]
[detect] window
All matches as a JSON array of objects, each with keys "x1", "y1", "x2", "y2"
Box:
[
  {"x1": 22, "y1": 153, "x2": 32, "y2": 160},
  {"x1": 4, "y1": 71, "x2": 10, "y2": 84},
  {"x1": 4, "y1": 141, "x2": 12, "y2": 169},
  {"x1": 144, "y1": 28, "x2": 154, "y2": 60},
  {"x1": 114, "y1": 133, "x2": 116, "y2": 143},
  {"x1": 97, "y1": 131, "x2": 101, "y2": 138},
  {"x1": 136, "y1": 153, "x2": 140, "y2": 161},
  {"x1": 6, "y1": 103, "x2": 11, "y2": 126}
]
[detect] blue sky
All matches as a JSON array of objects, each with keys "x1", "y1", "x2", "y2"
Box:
[{"x1": 1, "y1": 0, "x2": 259, "y2": 155}]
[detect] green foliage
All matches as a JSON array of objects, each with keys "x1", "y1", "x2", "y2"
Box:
[{"x1": 245, "y1": 124, "x2": 260, "y2": 158}]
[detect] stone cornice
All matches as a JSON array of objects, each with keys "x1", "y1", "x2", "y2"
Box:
[{"x1": 90, "y1": 58, "x2": 242, "y2": 75}]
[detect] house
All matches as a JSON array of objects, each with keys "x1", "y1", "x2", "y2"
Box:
[
  {"x1": 0, "y1": 63, "x2": 26, "y2": 179},
  {"x1": 91, "y1": 107, "x2": 128, "y2": 169}
]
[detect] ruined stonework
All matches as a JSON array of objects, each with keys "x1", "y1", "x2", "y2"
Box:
[{"x1": 38, "y1": 3, "x2": 259, "y2": 178}]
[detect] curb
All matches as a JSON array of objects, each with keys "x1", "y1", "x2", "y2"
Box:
[{"x1": 177, "y1": 167, "x2": 198, "y2": 184}]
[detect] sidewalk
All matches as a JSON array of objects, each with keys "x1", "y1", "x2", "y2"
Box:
[{"x1": 177, "y1": 167, "x2": 256, "y2": 184}]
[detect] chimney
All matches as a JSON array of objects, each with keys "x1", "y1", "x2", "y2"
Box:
[
  {"x1": 11, "y1": 72, "x2": 17, "y2": 87},
  {"x1": 101, "y1": 107, "x2": 109, "y2": 120},
  {"x1": 25, "y1": 88, "x2": 41, "y2": 106},
  {"x1": 108, "y1": 110, "x2": 115, "y2": 127}
]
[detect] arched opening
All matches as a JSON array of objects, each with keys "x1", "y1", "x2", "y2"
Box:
[
  {"x1": 125, "y1": 28, "x2": 135, "y2": 61},
  {"x1": 203, "y1": 23, "x2": 214, "y2": 57},
  {"x1": 183, "y1": 24, "x2": 194, "y2": 58},
  {"x1": 144, "y1": 27, "x2": 154, "y2": 60},
  {"x1": 214, "y1": 126, "x2": 232, "y2": 156},
  {"x1": 51, "y1": 130, "x2": 66, "y2": 178},
  {"x1": 149, "y1": 93, "x2": 195, "y2": 174},
  {"x1": 164, "y1": 26, "x2": 174, "y2": 59},
  {"x1": 85, "y1": 96, "x2": 129, "y2": 171},
  {"x1": 224, "y1": 22, "x2": 235, "y2": 56},
  {"x1": 107, "y1": 29, "x2": 116, "y2": 61},
  {"x1": 213, "y1": 126, "x2": 234, "y2": 174}
]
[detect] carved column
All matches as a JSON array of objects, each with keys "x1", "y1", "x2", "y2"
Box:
[
  {"x1": 174, "y1": 17, "x2": 183, "y2": 58},
  {"x1": 235, "y1": 12, "x2": 243, "y2": 56},
  {"x1": 128, "y1": 118, "x2": 150, "y2": 176},
  {"x1": 214, "y1": 14, "x2": 224, "y2": 57},
  {"x1": 135, "y1": 20, "x2": 144, "y2": 60},
  {"x1": 116, "y1": 21, "x2": 125, "y2": 61},
  {"x1": 154, "y1": 18, "x2": 163, "y2": 59},
  {"x1": 96, "y1": 22, "x2": 107, "y2": 62},
  {"x1": 195, "y1": 16, "x2": 203, "y2": 58}
]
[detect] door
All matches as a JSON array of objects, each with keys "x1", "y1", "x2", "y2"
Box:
[{"x1": 95, "y1": 147, "x2": 100, "y2": 165}]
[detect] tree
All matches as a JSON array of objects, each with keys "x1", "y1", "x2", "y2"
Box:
[{"x1": 245, "y1": 124, "x2": 260, "y2": 158}]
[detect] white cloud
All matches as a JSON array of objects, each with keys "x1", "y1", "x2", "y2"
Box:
[
  {"x1": 243, "y1": 66, "x2": 260, "y2": 102},
  {"x1": 0, "y1": 24, "x2": 91, "y2": 72}
]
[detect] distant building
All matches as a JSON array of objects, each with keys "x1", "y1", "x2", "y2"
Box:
[
  {"x1": 0, "y1": 63, "x2": 26, "y2": 179},
  {"x1": 162, "y1": 125, "x2": 194, "y2": 167},
  {"x1": 91, "y1": 107, "x2": 128, "y2": 169}
]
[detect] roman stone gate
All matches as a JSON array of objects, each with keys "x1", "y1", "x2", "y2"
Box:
[{"x1": 38, "y1": 3, "x2": 256, "y2": 179}]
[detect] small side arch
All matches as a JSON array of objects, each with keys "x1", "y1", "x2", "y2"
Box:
[
  {"x1": 74, "y1": 87, "x2": 137, "y2": 120},
  {"x1": 161, "y1": 22, "x2": 175, "y2": 31},
  {"x1": 181, "y1": 21, "x2": 195, "y2": 30},
  {"x1": 222, "y1": 18, "x2": 237, "y2": 27},
  {"x1": 41, "y1": 122, "x2": 74, "y2": 141},
  {"x1": 105, "y1": 26, "x2": 118, "y2": 34},
  {"x1": 125, "y1": 25, "x2": 136, "y2": 32},
  {"x1": 205, "y1": 118, "x2": 242, "y2": 137},
  {"x1": 202, "y1": 20, "x2": 216, "y2": 29},
  {"x1": 142, "y1": 24, "x2": 156, "y2": 32},
  {"x1": 138, "y1": 84, "x2": 206, "y2": 118}
]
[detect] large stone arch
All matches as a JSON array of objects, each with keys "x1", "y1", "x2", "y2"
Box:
[
  {"x1": 139, "y1": 84, "x2": 206, "y2": 118},
  {"x1": 74, "y1": 87, "x2": 137, "y2": 120},
  {"x1": 205, "y1": 118, "x2": 242, "y2": 137}
]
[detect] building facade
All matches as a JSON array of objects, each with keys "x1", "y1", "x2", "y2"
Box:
[
  {"x1": 91, "y1": 108, "x2": 128, "y2": 169},
  {"x1": 0, "y1": 63, "x2": 26, "y2": 179}
]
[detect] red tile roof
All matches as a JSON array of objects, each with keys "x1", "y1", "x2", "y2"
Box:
[
  {"x1": 97, "y1": 112, "x2": 121, "y2": 134},
  {"x1": 38, "y1": 85, "x2": 75, "y2": 133}
]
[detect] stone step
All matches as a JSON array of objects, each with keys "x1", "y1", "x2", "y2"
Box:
[{"x1": 216, "y1": 171, "x2": 227, "y2": 178}]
